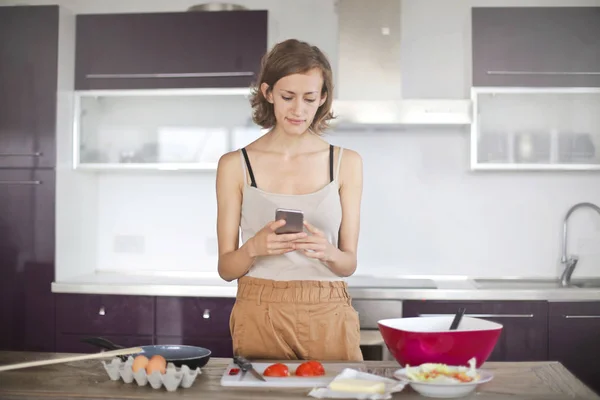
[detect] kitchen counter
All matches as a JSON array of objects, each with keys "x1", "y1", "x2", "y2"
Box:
[
  {"x1": 0, "y1": 352, "x2": 597, "y2": 399},
  {"x1": 51, "y1": 272, "x2": 600, "y2": 301}
]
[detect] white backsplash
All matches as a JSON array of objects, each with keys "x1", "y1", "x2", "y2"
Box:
[
  {"x1": 90, "y1": 126, "x2": 600, "y2": 278},
  {"x1": 96, "y1": 172, "x2": 220, "y2": 273}
]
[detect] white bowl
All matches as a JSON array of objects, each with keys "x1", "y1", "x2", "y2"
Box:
[{"x1": 394, "y1": 367, "x2": 493, "y2": 398}]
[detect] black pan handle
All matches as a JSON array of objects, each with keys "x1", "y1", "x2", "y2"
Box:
[{"x1": 81, "y1": 337, "x2": 125, "y2": 351}]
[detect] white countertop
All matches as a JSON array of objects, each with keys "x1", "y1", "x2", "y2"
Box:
[{"x1": 51, "y1": 272, "x2": 600, "y2": 301}]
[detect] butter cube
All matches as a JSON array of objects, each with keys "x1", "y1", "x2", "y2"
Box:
[{"x1": 329, "y1": 378, "x2": 386, "y2": 394}]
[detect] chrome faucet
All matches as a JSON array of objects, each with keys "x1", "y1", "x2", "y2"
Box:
[{"x1": 560, "y1": 202, "x2": 600, "y2": 287}]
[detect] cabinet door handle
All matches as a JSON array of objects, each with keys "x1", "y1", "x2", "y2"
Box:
[
  {"x1": 0, "y1": 152, "x2": 43, "y2": 157},
  {"x1": 98, "y1": 307, "x2": 106, "y2": 316},
  {"x1": 564, "y1": 315, "x2": 600, "y2": 319},
  {"x1": 203, "y1": 309, "x2": 211, "y2": 319},
  {"x1": 85, "y1": 72, "x2": 254, "y2": 79},
  {"x1": 0, "y1": 180, "x2": 41, "y2": 185},
  {"x1": 487, "y1": 70, "x2": 600, "y2": 76},
  {"x1": 419, "y1": 313, "x2": 534, "y2": 318}
]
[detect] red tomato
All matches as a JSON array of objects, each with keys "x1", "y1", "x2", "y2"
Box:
[
  {"x1": 263, "y1": 363, "x2": 290, "y2": 377},
  {"x1": 295, "y1": 361, "x2": 325, "y2": 377}
]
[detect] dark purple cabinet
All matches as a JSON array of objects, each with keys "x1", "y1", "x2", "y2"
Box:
[
  {"x1": 55, "y1": 294, "x2": 155, "y2": 336},
  {"x1": 56, "y1": 334, "x2": 153, "y2": 354},
  {"x1": 54, "y1": 294, "x2": 156, "y2": 353},
  {"x1": 549, "y1": 302, "x2": 600, "y2": 395},
  {"x1": 402, "y1": 300, "x2": 549, "y2": 362},
  {"x1": 52, "y1": 295, "x2": 235, "y2": 357},
  {"x1": 0, "y1": 169, "x2": 55, "y2": 351},
  {"x1": 0, "y1": 5, "x2": 58, "y2": 168},
  {"x1": 0, "y1": 5, "x2": 58, "y2": 353},
  {"x1": 472, "y1": 7, "x2": 600, "y2": 87},
  {"x1": 156, "y1": 297, "x2": 235, "y2": 357},
  {"x1": 74, "y1": 10, "x2": 268, "y2": 90},
  {"x1": 23, "y1": 262, "x2": 56, "y2": 352}
]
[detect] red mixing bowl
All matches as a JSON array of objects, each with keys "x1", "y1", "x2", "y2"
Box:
[{"x1": 378, "y1": 316, "x2": 502, "y2": 368}]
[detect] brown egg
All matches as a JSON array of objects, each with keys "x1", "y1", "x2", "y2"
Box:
[
  {"x1": 146, "y1": 355, "x2": 167, "y2": 375},
  {"x1": 131, "y1": 355, "x2": 148, "y2": 373}
]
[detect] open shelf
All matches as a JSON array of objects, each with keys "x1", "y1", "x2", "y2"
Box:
[
  {"x1": 470, "y1": 87, "x2": 600, "y2": 171},
  {"x1": 72, "y1": 88, "x2": 264, "y2": 171}
]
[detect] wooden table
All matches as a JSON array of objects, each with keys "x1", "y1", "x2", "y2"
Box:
[{"x1": 0, "y1": 351, "x2": 597, "y2": 399}]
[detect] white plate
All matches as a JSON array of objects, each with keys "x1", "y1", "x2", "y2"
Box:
[
  {"x1": 220, "y1": 362, "x2": 360, "y2": 388},
  {"x1": 393, "y1": 368, "x2": 494, "y2": 398}
]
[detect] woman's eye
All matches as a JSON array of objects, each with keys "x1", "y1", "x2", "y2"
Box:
[
  {"x1": 305, "y1": 99, "x2": 316, "y2": 103},
  {"x1": 282, "y1": 96, "x2": 292, "y2": 101}
]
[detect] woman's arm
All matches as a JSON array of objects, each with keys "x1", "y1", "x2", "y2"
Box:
[
  {"x1": 215, "y1": 151, "x2": 256, "y2": 282},
  {"x1": 325, "y1": 149, "x2": 363, "y2": 276}
]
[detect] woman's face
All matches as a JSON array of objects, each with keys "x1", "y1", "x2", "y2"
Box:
[{"x1": 262, "y1": 68, "x2": 327, "y2": 135}]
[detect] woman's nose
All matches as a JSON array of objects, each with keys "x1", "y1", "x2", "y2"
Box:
[{"x1": 290, "y1": 99, "x2": 303, "y2": 115}]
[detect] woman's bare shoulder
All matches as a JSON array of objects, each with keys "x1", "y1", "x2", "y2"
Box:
[
  {"x1": 338, "y1": 147, "x2": 363, "y2": 186},
  {"x1": 217, "y1": 150, "x2": 244, "y2": 187},
  {"x1": 339, "y1": 147, "x2": 362, "y2": 162},
  {"x1": 339, "y1": 147, "x2": 363, "y2": 169},
  {"x1": 218, "y1": 149, "x2": 241, "y2": 169}
]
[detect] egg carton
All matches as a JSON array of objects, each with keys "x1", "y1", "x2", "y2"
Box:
[{"x1": 102, "y1": 356, "x2": 201, "y2": 392}]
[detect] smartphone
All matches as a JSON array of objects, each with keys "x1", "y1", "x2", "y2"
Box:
[{"x1": 274, "y1": 208, "x2": 304, "y2": 234}]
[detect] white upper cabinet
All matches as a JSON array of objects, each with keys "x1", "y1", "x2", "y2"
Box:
[
  {"x1": 471, "y1": 87, "x2": 600, "y2": 170},
  {"x1": 73, "y1": 89, "x2": 264, "y2": 171}
]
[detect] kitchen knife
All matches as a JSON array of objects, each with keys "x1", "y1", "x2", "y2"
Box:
[{"x1": 233, "y1": 355, "x2": 267, "y2": 382}]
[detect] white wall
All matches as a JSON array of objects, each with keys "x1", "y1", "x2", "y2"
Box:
[{"x1": 4, "y1": 0, "x2": 600, "y2": 279}]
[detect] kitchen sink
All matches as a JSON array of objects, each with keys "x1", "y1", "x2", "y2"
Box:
[
  {"x1": 473, "y1": 278, "x2": 565, "y2": 289},
  {"x1": 473, "y1": 278, "x2": 600, "y2": 290},
  {"x1": 570, "y1": 278, "x2": 600, "y2": 288}
]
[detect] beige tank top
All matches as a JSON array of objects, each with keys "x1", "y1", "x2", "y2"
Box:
[{"x1": 239, "y1": 145, "x2": 344, "y2": 281}]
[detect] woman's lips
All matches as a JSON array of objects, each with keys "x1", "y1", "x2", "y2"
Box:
[{"x1": 286, "y1": 118, "x2": 304, "y2": 125}]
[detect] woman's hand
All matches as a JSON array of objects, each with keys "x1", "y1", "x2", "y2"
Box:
[
  {"x1": 291, "y1": 221, "x2": 339, "y2": 263},
  {"x1": 247, "y1": 220, "x2": 307, "y2": 257}
]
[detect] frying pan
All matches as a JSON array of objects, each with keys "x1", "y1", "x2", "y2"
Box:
[{"x1": 82, "y1": 337, "x2": 212, "y2": 369}]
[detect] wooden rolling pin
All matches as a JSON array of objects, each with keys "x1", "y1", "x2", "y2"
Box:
[{"x1": 0, "y1": 347, "x2": 143, "y2": 372}]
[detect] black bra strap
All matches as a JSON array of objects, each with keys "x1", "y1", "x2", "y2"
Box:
[
  {"x1": 241, "y1": 148, "x2": 257, "y2": 188},
  {"x1": 329, "y1": 145, "x2": 334, "y2": 182}
]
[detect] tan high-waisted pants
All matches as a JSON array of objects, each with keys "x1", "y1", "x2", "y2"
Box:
[{"x1": 229, "y1": 276, "x2": 363, "y2": 361}]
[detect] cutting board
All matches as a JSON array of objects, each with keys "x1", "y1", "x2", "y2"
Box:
[{"x1": 220, "y1": 361, "x2": 363, "y2": 388}]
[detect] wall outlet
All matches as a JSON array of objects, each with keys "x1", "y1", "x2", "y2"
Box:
[{"x1": 113, "y1": 235, "x2": 145, "y2": 254}]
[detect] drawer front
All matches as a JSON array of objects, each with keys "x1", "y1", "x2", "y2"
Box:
[
  {"x1": 155, "y1": 336, "x2": 233, "y2": 358},
  {"x1": 549, "y1": 301, "x2": 600, "y2": 318},
  {"x1": 403, "y1": 300, "x2": 546, "y2": 318},
  {"x1": 156, "y1": 297, "x2": 235, "y2": 338},
  {"x1": 351, "y1": 300, "x2": 403, "y2": 329},
  {"x1": 56, "y1": 294, "x2": 155, "y2": 335},
  {"x1": 56, "y1": 333, "x2": 153, "y2": 354},
  {"x1": 403, "y1": 301, "x2": 549, "y2": 362},
  {"x1": 549, "y1": 302, "x2": 600, "y2": 395}
]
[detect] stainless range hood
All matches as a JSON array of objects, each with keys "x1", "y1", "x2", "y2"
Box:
[{"x1": 331, "y1": 0, "x2": 471, "y2": 127}]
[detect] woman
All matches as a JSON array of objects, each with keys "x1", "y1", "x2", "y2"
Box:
[{"x1": 216, "y1": 39, "x2": 364, "y2": 361}]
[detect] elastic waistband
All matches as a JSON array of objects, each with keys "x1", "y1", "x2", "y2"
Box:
[{"x1": 236, "y1": 276, "x2": 351, "y2": 304}]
